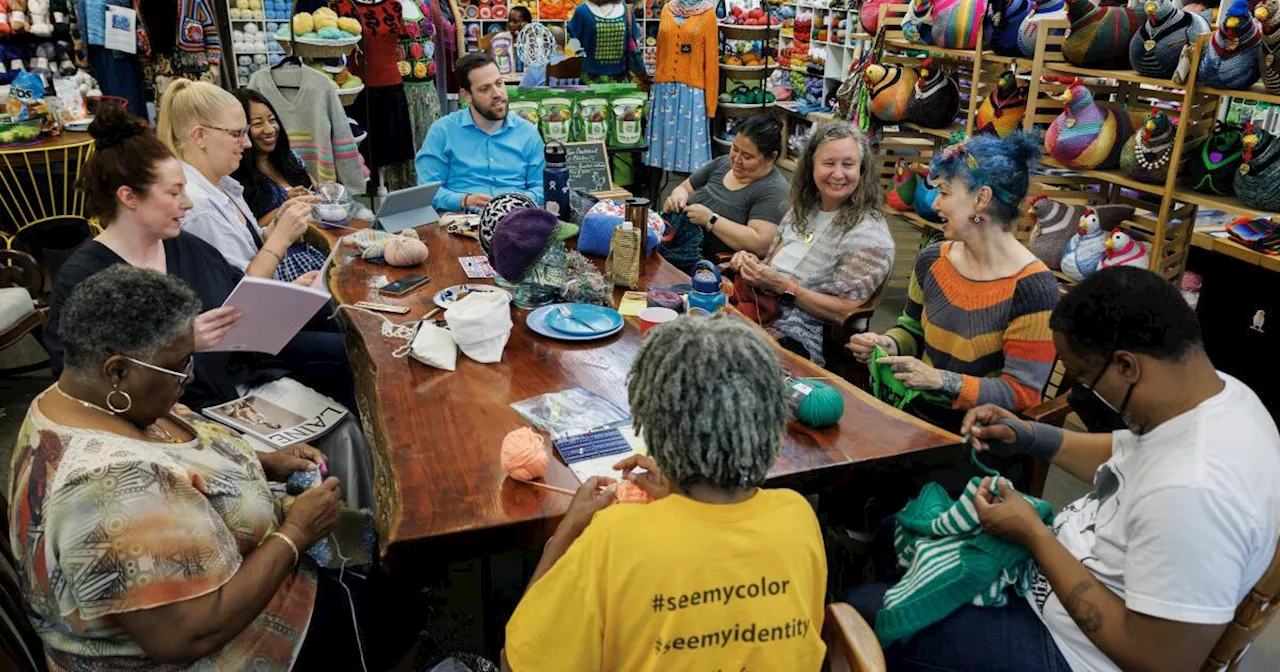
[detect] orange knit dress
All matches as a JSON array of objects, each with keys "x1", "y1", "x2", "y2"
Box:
[{"x1": 653, "y1": 3, "x2": 720, "y2": 117}]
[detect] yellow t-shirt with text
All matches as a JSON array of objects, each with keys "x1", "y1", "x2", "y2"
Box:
[{"x1": 505, "y1": 488, "x2": 827, "y2": 671}]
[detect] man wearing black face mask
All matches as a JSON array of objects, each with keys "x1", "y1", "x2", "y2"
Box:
[{"x1": 943, "y1": 266, "x2": 1280, "y2": 672}]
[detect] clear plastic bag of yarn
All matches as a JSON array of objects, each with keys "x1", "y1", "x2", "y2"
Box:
[
  {"x1": 312, "y1": 182, "x2": 356, "y2": 225},
  {"x1": 510, "y1": 387, "x2": 630, "y2": 434}
]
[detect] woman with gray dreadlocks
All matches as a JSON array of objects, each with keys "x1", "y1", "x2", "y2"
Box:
[{"x1": 502, "y1": 315, "x2": 828, "y2": 671}]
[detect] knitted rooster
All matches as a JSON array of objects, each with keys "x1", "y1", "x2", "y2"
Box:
[
  {"x1": 887, "y1": 158, "x2": 920, "y2": 211},
  {"x1": 1120, "y1": 108, "x2": 1175, "y2": 183},
  {"x1": 1061, "y1": 208, "x2": 1110, "y2": 281},
  {"x1": 907, "y1": 58, "x2": 962, "y2": 128},
  {"x1": 914, "y1": 172, "x2": 944, "y2": 223},
  {"x1": 1064, "y1": 0, "x2": 1141, "y2": 68},
  {"x1": 1045, "y1": 78, "x2": 1132, "y2": 169},
  {"x1": 866, "y1": 63, "x2": 919, "y2": 122},
  {"x1": 1099, "y1": 229, "x2": 1151, "y2": 269},
  {"x1": 988, "y1": 0, "x2": 1035, "y2": 55},
  {"x1": 1200, "y1": 0, "x2": 1263, "y2": 90},
  {"x1": 904, "y1": 0, "x2": 935, "y2": 44},
  {"x1": 1257, "y1": 0, "x2": 1280, "y2": 93},
  {"x1": 1018, "y1": 0, "x2": 1068, "y2": 57},
  {"x1": 976, "y1": 68, "x2": 1029, "y2": 136},
  {"x1": 932, "y1": 0, "x2": 988, "y2": 49},
  {"x1": 1129, "y1": 0, "x2": 1211, "y2": 78}
]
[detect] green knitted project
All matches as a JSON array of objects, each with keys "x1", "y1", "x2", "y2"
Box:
[{"x1": 875, "y1": 477, "x2": 1055, "y2": 645}]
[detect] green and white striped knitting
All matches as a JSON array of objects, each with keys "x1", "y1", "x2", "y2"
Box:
[{"x1": 874, "y1": 477, "x2": 1055, "y2": 645}]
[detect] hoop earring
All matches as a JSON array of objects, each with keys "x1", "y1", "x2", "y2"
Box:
[
  {"x1": 971, "y1": 213, "x2": 986, "y2": 225},
  {"x1": 106, "y1": 388, "x2": 133, "y2": 414}
]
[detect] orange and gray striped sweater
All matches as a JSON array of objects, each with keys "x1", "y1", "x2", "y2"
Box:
[{"x1": 886, "y1": 242, "x2": 1059, "y2": 412}]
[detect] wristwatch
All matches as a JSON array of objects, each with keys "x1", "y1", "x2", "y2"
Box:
[
  {"x1": 706, "y1": 214, "x2": 719, "y2": 232},
  {"x1": 779, "y1": 277, "x2": 799, "y2": 306}
]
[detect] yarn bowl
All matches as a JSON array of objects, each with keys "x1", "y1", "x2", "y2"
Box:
[
  {"x1": 931, "y1": 0, "x2": 987, "y2": 49},
  {"x1": 1260, "y1": 31, "x2": 1280, "y2": 94},
  {"x1": 500, "y1": 427, "x2": 550, "y2": 482},
  {"x1": 1235, "y1": 134, "x2": 1280, "y2": 211}
]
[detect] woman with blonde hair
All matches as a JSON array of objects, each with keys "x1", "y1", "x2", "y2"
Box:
[
  {"x1": 157, "y1": 79, "x2": 321, "y2": 280},
  {"x1": 729, "y1": 122, "x2": 895, "y2": 366}
]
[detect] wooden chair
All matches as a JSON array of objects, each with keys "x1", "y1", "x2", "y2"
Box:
[
  {"x1": 0, "y1": 495, "x2": 50, "y2": 672},
  {"x1": 0, "y1": 249, "x2": 49, "y2": 377},
  {"x1": 1203, "y1": 537, "x2": 1280, "y2": 671},
  {"x1": 823, "y1": 603, "x2": 886, "y2": 672},
  {"x1": 547, "y1": 56, "x2": 584, "y2": 82}
]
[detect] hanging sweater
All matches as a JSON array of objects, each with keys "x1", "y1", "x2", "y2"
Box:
[
  {"x1": 876, "y1": 477, "x2": 1055, "y2": 645},
  {"x1": 653, "y1": 3, "x2": 719, "y2": 116},
  {"x1": 248, "y1": 67, "x2": 368, "y2": 191},
  {"x1": 566, "y1": 1, "x2": 635, "y2": 76},
  {"x1": 332, "y1": 0, "x2": 405, "y2": 88},
  {"x1": 885, "y1": 242, "x2": 1058, "y2": 412}
]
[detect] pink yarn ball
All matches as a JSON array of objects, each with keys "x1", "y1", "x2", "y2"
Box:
[
  {"x1": 613, "y1": 480, "x2": 654, "y2": 504},
  {"x1": 501, "y1": 427, "x2": 549, "y2": 481},
  {"x1": 383, "y1": 237, "x2": 429, "y2": 266}
]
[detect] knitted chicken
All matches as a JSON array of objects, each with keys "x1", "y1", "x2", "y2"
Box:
[
  {"x1": 1257, "y1": 1, "x2": 1280, "y2": 93},
  {"x1": 904, "y1": 0, "x2": 935, "y2": 44},
  {"x1": 1060, "y1": 208, "x2": 1111, "y2": 281},
  {"x1": 1018, "y1": 0, "x2": 1068, "y2": 57},
  {"x1": 1119, "y1": 108, "x2": 1175, "y2": 183},
  {"x1": 861, "y1": 0, "x2": 887, "y2": 34},
  {"x1": 1045, "y1": 78, "x2": 1132, "y2": 169},
  {"x1": 914, "y1": 172, "x2": 944, "y2": 223},
  {"x1": 1099, "y1": 229, "x2": 1151, "y2": 269},
  {"x1": 906, "y1": 58, "x2": 962, "y2": 128},
  {"x1": 988, "y1": 0, "x2": 1035, "y2": 55},
  {"x1": 1064, "y1": 0, "x2": 1141, "y2": 68},
  {"x1": 1129, "y1": 0, "x2": 1211, "y2": 78},
  {"x1": 866, "y1": 63, "x2": 918, "y2": 122},
  {"x1": 1200, "y1": 0, "x2": 1263, "y2": 90},
  {"x1": 932, "y1": 0, "x2": 988, "y2": 49},
  {"x1": 976, "y1": 68, "x2": 1028, "y2": 137},
  {"x1": 1235, "y1": 123, "x2": 1280, "y2": 211},
  {"x1": 887, "y1": 158, "x2": 921, "y2": 211}
]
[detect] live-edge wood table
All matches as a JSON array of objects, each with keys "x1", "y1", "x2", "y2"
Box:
[{"x1": 320, "y1": 221, "x2": 959, "y2": 560}]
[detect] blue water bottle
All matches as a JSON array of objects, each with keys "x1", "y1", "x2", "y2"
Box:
[
  {"x1": 687, "y1": 260, "x2": 727, "y2": 314},
  {"x1": 543, "y1": 140, "x2": 571, "y2": 220}
]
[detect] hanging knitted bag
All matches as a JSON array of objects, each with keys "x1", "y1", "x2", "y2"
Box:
[
  {"x1": 1129, "y1": 0, "x2": 1212, "y2": 79},
  {"x1": 932, "y1": 0, "x2": 987, "y2": 49},
  {"x1": 1235, "y1": 124, "x2": 1280, "y2": 211},
  {"x1": 1183, "y1": 122, "x2": 1245, "y2": 196},
  {"x1": 1119, "y1": 108, "x2": 1175, "y2": 184},
  {"x1": 914, "y1": 172, "x2": 944, "y2": 222},
  {"x1": 987, "y1": 0, "x2": 1034, "y2": 56},
  {"x1": 1199, "y1": 0, "x2": 1263, "y2": 90},
  {"x1": 1259, "y1": 29, "x2": 1280, "y2": 95}
]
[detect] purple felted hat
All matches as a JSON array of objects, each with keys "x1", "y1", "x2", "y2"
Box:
[{"x1": 489, "y1": 208, "x2": 578, "y2": 281}]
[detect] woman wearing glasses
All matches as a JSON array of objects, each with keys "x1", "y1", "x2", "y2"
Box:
[
  {"x1": 42, "y1": 103, "x2": 373, "y2": 511},
  {"x1": 156, "y1": 79, "x2": 321, "y2": 279}
]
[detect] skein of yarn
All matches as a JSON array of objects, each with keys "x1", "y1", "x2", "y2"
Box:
[
  {"x1": 500, "y1": 427, "x2": 549, "y2": 481},
  {"x1": 646, "y1": 289, "x2": 684, "y2": 313},
  {"x1": 383, "y1": 236, "x2": 430, "y2": 266},
  {"x1": 785, "y1": 378, "x2": 845, "y2": 428}
]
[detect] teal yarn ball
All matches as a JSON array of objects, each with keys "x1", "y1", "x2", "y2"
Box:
[{"x1": 789, "y1": 378, "x2": 845, "y2": 428}]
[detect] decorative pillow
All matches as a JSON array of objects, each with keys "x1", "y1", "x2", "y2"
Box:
[
  {"x1": 906, "y1": 59, "x2": 961, "y2": 129},
  {"x1": 1260, "y1": 29, "x2": 1280, "y2": 95},
  {"x1": 866, "y1": 64, "x2": 917, "y2": 122}
]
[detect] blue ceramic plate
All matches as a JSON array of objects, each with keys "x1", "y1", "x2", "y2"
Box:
[
  {"x1": 527, "y1": 304, "x2": 625, "y2": 341},
  {"x1": 544, "y1": 303, "x2": 624, "y2": 336}
]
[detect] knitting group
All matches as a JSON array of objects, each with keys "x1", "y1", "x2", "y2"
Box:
[{"x1": 4, "y1": 46, "x2": 1280, "y2": 672}]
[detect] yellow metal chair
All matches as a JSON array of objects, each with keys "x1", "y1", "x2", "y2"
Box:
[{"x1": 0, "y1": 133, "x2": 97, "y2": 251}]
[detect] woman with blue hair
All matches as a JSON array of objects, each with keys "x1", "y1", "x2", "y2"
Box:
[{"x1": 849, "y1": 131, "x2": 1059, "y2": 432}]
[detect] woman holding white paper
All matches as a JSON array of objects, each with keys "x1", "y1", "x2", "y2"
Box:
[{"x1": 42, "y1": 102, "x2": 373, "y2": 511}]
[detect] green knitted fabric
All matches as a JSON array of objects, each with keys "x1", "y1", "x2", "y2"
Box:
[{"x1": 874, "y1": 477, "x2": 1055, "y2": 645}]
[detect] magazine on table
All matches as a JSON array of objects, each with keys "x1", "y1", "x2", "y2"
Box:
[{"x1": 203, "y1": 378, "x2": 348, "y2": 449}]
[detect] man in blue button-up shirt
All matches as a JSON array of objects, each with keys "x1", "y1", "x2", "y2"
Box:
[{"x1": 415, "y1": 54, "x2": 546, "y2": 212}]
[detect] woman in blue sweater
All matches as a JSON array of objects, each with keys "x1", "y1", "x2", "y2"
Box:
[{"x1": 566, "y1": 0, "x2": 643, "y2": 82}]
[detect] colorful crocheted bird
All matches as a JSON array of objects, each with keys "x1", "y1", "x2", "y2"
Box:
[
  {"x1": 976, "y1": 68, "x2": 1028, "y2": 137},
  {"x1": 1061, "y1": 208, "x2": 1110, "y2": 281},
  {"x1": 1045, "y1": 78, "x2": 1132, "y2": 169},
  {"x1": 866, "y1": 63, "x2": 919, "y2": 122},
  {"x1": 1200, "y1": 0, "x2": 1263, "y2": 90},
  {"x1": 1257, "y1": 1, "x2": 1280, "y2": 93},
  {"x1": 904, "y1": 0, "x2": 935, "y2": 44},
  {"x1": 1018, "y1": 0, "x2": 1068, "y2": 57},
  {"x1": 1099, "y1": 229, "x2": 1151, "y2": 269},
  {"x1": 1064, "y1": 0, "x2": 1141, "y2": 68},
  {"x1": 988, "y1": 0, "x2": 1035, "y2": 55},
  {"x1": 1235, "y1": 123, "x2": 1280, "y2": 211},
  {"x1": 932, "y1": 0, "x2": 988, "y2": 49},
  {"x1": 907, "y1": 58, "x2": 962, "y2": 128},
  {"x1": 1120, "y1": 108, "x2": 1175, "y2": 183},
  {"x1": 1129, "y1": 0, "x2": 1211, "y2": 78},
  {"x1": 914, "y1": 172, "x2": 944, "y2": 223},
  {"x1": 887, "y1": 158, "x2": 921, "y2": 211}
]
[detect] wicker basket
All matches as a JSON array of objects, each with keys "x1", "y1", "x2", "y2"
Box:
[
  {"x1": 276, "y1": 35, "x2": 361, "y2": 58},
  {"x1": 337, "y1": 84, "x2": 364, "y2": 106}
]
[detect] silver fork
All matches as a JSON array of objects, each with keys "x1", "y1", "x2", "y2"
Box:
[{"x1": 557, "y1": 305, "x2": 599, "y2": 331}]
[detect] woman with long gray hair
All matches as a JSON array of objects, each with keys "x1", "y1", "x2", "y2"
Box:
[
  {"x1": 503, "y1": 315, "x2": 827, "y2": 671},
  {"x1": 729, "y1": 122, "x2": 895, "y2": 366}
]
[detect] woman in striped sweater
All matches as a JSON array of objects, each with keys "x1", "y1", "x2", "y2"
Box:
[{"x1": 849, "y1": 132, "x2": 1059, "y2": 431}]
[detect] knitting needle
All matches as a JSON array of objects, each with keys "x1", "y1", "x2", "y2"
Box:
[
  {"x1": 523, "y1": 480, "x2": 576, "y2": 496},
  {"x1": 423, "y1": 307, "x2": 442, "y2": 321}
]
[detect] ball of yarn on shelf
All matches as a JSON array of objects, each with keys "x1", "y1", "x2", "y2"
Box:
[
  {"x1": 383, "y1": 236, "x2": 429, "y2": 266},
  {"x1": 613, "y1": 479, "x2": 654, "y2": 504},
  {"x1": 789, "y1": 378, "x2": 844, "y2": 428},
  {"x1": 501, "y1": 427, "x2": 549, "y2": 481}
]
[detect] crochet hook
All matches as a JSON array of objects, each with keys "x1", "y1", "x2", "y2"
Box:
[{"x1": 525, "y1": 480, "x2": 576, "y2": 496}]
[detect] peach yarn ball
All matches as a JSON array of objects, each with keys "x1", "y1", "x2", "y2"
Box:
[
  {"x1": 383, "y1": 236, "x2": 429, "y2": 266},
  {"x1": 613, "y1": 479, "x2": 653, "y2": 504},
  {"x1": 501, "y1": 427, "x2": 549, "y2": 481}
]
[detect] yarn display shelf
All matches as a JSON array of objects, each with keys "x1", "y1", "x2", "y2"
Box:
[
  {"x1": 277, "y1": 35, "x2": 361, "y2": 58},
  {"x1": 903, "y1": 121, "x2": 965, "y2": 141},
  {"x1": 883, "y1": 38, "x2": 980, "y2": 61},
  {"x1": 1198, "y1": 83, "x2": 1280, "y2": 106},
  {"x1": 719, "y1": 23, "x2": 781, "y2": 40},
  {"x1": 337, "y1": 83, "x2": 364, "y2": 106},
  {"x1": 1040, "y1": 158, "x2": 1167, "y2": 198},
  {"x1": 1191, "y1": 230, "x2": 1280, "y2": 274},
  {"x1": 1173, "y1": 188, "x2": 1280, "y2": 223},
  {"x1": 720, "y1": 101, "x2": 778, "y2": 115},
  {"x1": 1040, "y1": 62, "x2": 1185, "y2": 92},
  {"x1": 721, "y1": 63, "x2": 776, "y2": 75}
]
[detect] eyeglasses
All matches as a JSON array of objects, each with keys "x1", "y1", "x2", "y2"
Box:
[
  {"x1": 125, "y1": 356, "x2": 194, "y2": 383},
  {"x1": 1078, "y1": 353, "x2": 1114, "y2": 393},
  {"x1": 207, "y1": 125, "x2": 250, "y2": 140}
]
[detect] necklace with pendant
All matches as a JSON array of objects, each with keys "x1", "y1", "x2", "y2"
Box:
[
  {"x1": 804, "y1": 231, "x2": 815, "y2": 244},
  {"x1": 54, "y1": 384, "x2": 182, "y2": 443}
]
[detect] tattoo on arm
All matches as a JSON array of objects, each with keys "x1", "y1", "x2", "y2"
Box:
[{"x1": 1061, "y1": 580, "x2": 1104, "y2": 634}]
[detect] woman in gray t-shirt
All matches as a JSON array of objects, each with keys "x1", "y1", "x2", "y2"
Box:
[{"x1": 661, "y1": 115, "x2": 791, "y2": 264}]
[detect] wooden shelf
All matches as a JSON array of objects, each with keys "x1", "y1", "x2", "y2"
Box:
[
  {"x1": 1041, "y1": 63, "x2": 1184, "y2": 91},
  {"x1": 889, "y1": 209, "x2": 944, "y2": 233},
  {"x1": 779, "y1": 156, "x2": 798, "y2": 171},
  {"x1": 1192, "y1": 231, "x2": 1280, "y2": 273},
  {"x1": 1173, "y1": 189, "x2": 1279, "y2": 223},
  {"x1": 1198, "y1": 83, "x2": 1280, "y2": 106},
  {"x1": 982, "y1": 53, "x2": 1035, "y2": 69},
  {"x1": 884, "y1": 39, "x2": 980, "y2": 61},
  {"x1": 1041, "y1": 158, "x2": 1165, "y2": 198},
  {"x1": 903, "y1": 121, "x2": 963, "y2": 141}
]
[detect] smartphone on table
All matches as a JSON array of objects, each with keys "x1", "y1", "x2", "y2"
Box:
[{"x1": 378, "y1": 274, "x2": 431, "y2": 296}]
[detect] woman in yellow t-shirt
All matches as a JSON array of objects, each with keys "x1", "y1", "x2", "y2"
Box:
[{"x1": 502, "y1": 315, "x2": 828, "y2": 671}]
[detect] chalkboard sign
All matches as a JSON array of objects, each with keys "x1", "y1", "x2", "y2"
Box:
[{"x1": 564, "y1": 141, "x2": 614, "y2": 195}]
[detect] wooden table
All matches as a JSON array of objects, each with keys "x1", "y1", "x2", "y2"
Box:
[{"x1": 322, "y1": 222, "x2": 959, "y2": 558}]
